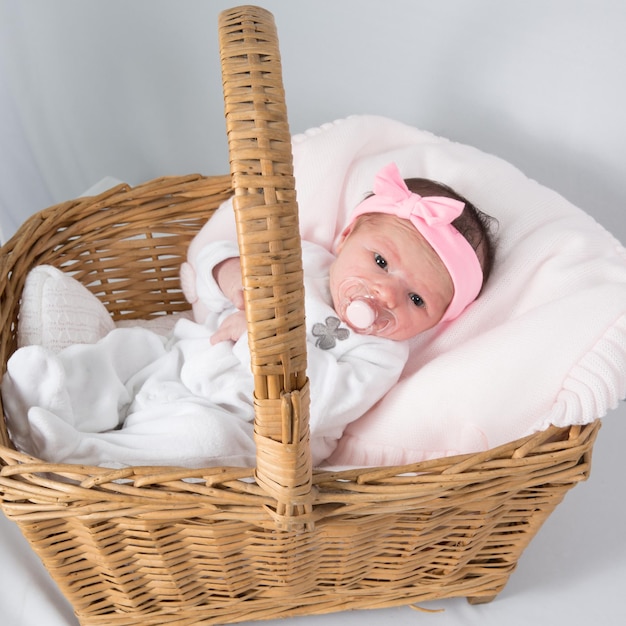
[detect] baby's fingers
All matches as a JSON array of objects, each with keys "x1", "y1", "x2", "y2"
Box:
[
  {"x1": 230, "y1": 287, "x2": 245, "y2": 310},
  {"x1": 210, "y1": 311, "x2": 247, "y2": 345}
]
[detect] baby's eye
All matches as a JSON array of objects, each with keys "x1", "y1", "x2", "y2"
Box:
[
  {"x1": 410, "y1": 293, "x2": 425, "y2": 308},
  {"x1": 374, "y1": 253, "x2": 387, "y2": 269}
]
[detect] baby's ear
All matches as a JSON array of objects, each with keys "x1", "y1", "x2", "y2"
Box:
[{"x1": 335, "y1": 222, "x2": 355, "y2": 253}]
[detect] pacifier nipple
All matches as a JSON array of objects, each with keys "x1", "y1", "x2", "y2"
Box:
[{"x1": 346, "y1": 299, "x2": 376, "y2": 330}]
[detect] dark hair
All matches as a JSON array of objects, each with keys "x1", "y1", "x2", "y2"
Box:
[{"x1": 404, "y1": 178, "x2": 497, "y2": 290}]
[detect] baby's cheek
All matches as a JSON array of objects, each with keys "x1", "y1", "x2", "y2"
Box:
[{"x1": 387, "y1": 314, "x2": 432, "y2": 341}]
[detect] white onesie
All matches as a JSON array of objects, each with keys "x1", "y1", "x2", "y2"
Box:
[{"x1": 2, "y1": 240, "x2": 408, "y2": 469}]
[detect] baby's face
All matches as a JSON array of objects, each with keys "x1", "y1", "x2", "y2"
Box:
[{"x1": 329, "y1": 215, "x2": 454, "y2": 341}]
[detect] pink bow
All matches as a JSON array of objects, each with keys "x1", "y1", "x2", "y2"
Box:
[{"x1": 372, "y1": 162, "x2": 465, "y2": 226}]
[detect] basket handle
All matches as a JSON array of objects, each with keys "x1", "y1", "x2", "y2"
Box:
[{"x1": 218, "y1": 6, "x2": 313, "y2": 529}]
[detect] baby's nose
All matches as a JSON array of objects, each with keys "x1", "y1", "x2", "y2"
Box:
[{"x1": 373, "y1": 279, "x2": 398, "y2": 308}]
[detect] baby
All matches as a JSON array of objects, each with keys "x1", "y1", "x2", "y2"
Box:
[
  {"x1": 179, "y1": 161, "x2": 495, "y2": 463},
  {"x1": 2, "y1": 162, "x2": 494, "y2": 469}
]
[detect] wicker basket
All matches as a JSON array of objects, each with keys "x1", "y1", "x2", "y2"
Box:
[{"x1": 0, "y1": 6, "x2": 601, "y2": 625}]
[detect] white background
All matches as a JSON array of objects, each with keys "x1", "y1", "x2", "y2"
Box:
[{"x1": 0, "y1": 1, "x2": 625, "y2": 625}]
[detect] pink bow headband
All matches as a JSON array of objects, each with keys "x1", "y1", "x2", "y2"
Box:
[{"x1": 348, "y1": 162, "x2": 483, "y2": 323}]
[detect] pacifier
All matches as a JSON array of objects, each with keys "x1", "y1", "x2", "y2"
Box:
[{"x1": 337, "y1": 278, "x2": 396, "y2": 335}]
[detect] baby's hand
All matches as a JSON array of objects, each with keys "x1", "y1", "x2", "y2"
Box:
[
  {"x1": 213, "y1": 257, "x2": 244, "y2": 310},
  {"x1": 210, "y1": 310, "x2": 247, "y2": 345}
]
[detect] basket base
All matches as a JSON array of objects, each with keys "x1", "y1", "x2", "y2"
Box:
[
  {"x1": 71, "y1": 582, "x2": 509, "y2": 626},
  {"x1": 467, "y1": 594, "x2": 498, "y2": 605}
]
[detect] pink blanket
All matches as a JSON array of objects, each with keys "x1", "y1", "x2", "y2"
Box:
[{"x1": 194, "y1": 115, "x2": 626, "y2": 467}]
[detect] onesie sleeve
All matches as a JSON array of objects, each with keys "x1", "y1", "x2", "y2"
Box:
[
  {"x1": 306, "y1": 327, "x2": 409, "y2": 466},
  {"x1": 180, "y1": 239, "x2": 240, "y2": 320}
]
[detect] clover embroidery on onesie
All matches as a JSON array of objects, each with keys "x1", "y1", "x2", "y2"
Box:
[{"x1": 312, "y1": 317, "x2": 350, "y2": 349}]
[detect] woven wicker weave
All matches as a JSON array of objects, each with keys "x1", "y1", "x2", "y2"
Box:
[{"x1": 0, "y1": 6, "x2": 601, "y2": 625}]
